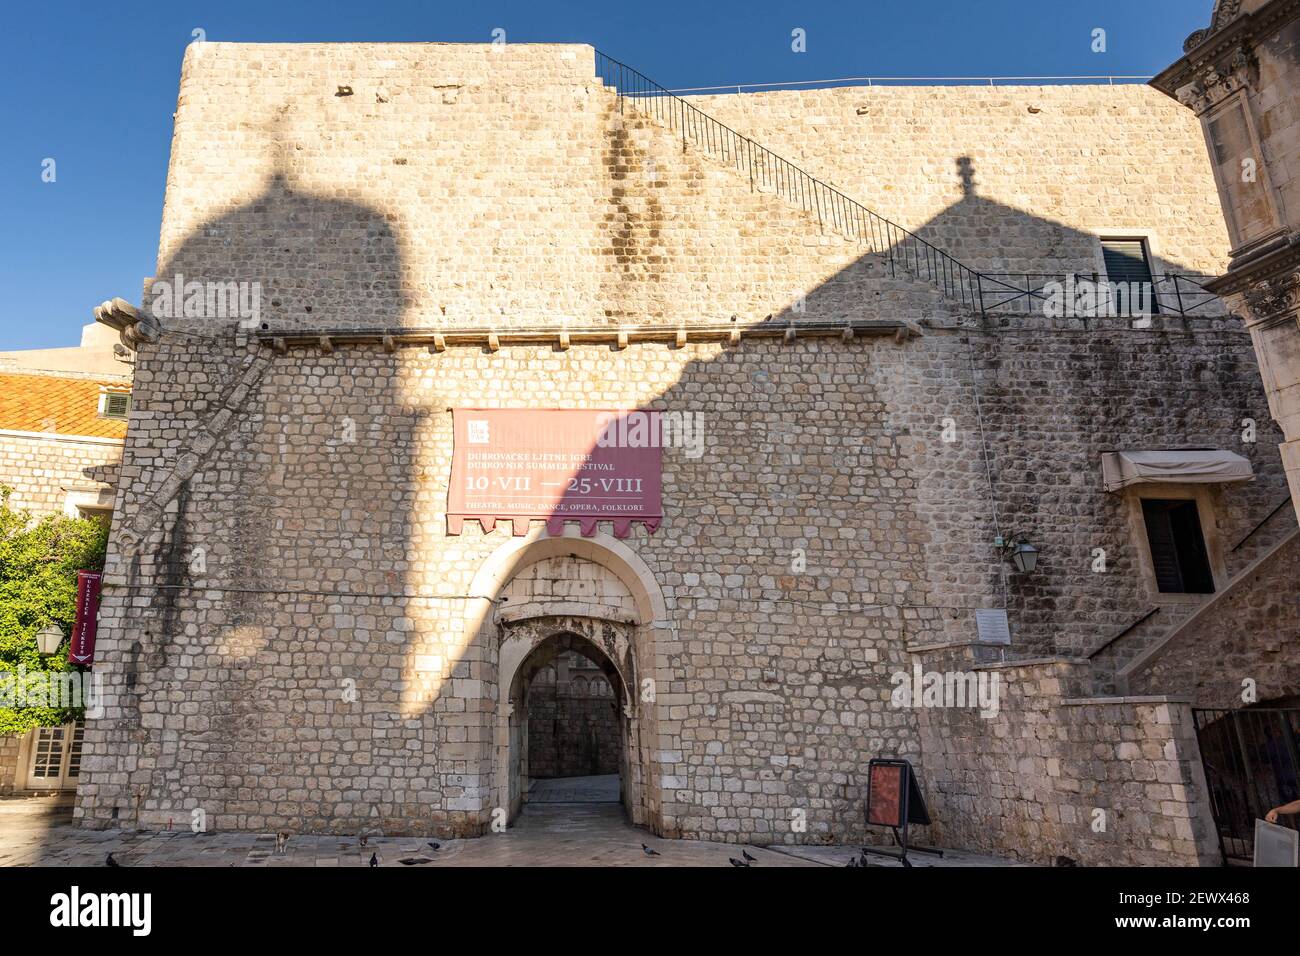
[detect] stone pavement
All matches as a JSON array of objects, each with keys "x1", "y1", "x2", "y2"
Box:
[
  {"x1": 0, "y1": 794, "x2": 1022, "y2": 867},
  {"x1": 528, "y1": 773, "x2": 621, "y2": 803}
]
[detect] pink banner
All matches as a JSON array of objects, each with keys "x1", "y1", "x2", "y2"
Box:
[
  {"x1": 68, "y1": 570, "x2": 102, "y2": 666},
  {"x1": 448, "y1": 409, "x2": 662, "y2": 538}
]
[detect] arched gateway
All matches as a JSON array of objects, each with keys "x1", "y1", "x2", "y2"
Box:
[{"x1": 463, "y1": 528, "x2": 668, "y2": 831}]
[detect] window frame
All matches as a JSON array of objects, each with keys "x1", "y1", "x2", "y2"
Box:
[
  {"x1": 97, "y1": 389, "x2": 132, "y2": 420},
  {"x1": 1123, "y1": 483, "x2": 1227, "y2": 604},
  {"x1": 15, "y1": 720, "x2": 85, "y2": 791},
  {"x1": 1093, "y1": 234, "x2": 1160, "y2": 317}
]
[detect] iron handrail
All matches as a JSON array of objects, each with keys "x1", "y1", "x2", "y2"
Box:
[
  {"x1": 1085, "y1": 607, "x2": 1161, "y2": 660},
  {"x1": 594, "y1": 50, "x2": 987, "y2": 315},
  {"x1": 978, "y1": 272, "x2": 1226, "y2": 318},
  {"x1": 668, "y1": 75, "x2": 1155, "y2": 94},
  {"x1": 1230, "y1": 496, "x2": 1296, "y2": 553}
]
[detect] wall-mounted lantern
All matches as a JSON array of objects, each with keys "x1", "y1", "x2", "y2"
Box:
[
  {"x1": 35, "y1": 624, "x2": 65, "y2": 656},
  {"x1": 995, "y1": 534, "x2": 1040, "y2": 574},
  {"x1": 1009, "y1": 541, "x2": 1039, "y2": 574}
]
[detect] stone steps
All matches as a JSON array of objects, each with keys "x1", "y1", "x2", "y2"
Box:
[{"x1": 593, "y1": 72, "x2": 983, "y2": 317}]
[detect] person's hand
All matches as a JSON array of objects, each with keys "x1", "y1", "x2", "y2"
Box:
[{"x1": 1266, "y1": 809, "x2": 1279, "y2": 823}]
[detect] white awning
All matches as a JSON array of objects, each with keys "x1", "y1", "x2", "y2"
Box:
[{"x1": 1101, "y1": 449, "x2": 1254, "y2": 492}]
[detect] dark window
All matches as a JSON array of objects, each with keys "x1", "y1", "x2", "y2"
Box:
[
  {"x1": 1141, "y1": 498, "x2": 1214, "y2": 594},
  {"x1": 1100, "y1": 239, "x2": 1159, "y2": 315}
]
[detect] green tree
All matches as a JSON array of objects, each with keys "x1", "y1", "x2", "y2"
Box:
[{"x1": 0, "y1": 487, "x2": 107, "y2": 736}]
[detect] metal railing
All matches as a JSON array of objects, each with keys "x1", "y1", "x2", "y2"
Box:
[
  {"x1": 594, "y1": 51, "x2": 986, "y2": 314},
  {"x1": 668, "y1": 75, "x2": 1154, "y2": 95},
  {"x1": 978, "y1": 272, "x2": 1226, "y2": 318},
  {"x1": 1230, "y1": 496, "x2": 1297, "y2": 553},
  {"x1": 1085, "y1": 607, "x2": 1160, "y2": 660}
]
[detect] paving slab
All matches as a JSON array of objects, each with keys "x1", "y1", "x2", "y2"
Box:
[{"x1": 0, "y1": 792, "x2": 1021, "y2": 867}]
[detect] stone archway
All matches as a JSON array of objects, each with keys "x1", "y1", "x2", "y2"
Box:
[
  {"x1": 502, "y1": 620, "x2": 637, "y2": 822},
  {"x1": 470, "y1": 529, "x2": 668, "y2": 832}
]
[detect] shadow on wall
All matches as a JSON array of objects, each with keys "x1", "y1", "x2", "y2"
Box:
[
  {"x1": 84, "y1": 149, "x2": 426, "y2": 837},
  {"x1": 79, "y1": 102, "x2": 1287, "y2": 846},
  {"x1": 674, "y1": 154, "x2": 1279, "y2": 658}
]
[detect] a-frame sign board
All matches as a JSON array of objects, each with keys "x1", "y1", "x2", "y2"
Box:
[{"x1": 862, "y1": 758, "x2": 943, "y2": 867}]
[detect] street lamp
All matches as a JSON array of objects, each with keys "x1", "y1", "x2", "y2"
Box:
[{"x1": 35, "y1": 624, "x2": 64, "y2": 656}]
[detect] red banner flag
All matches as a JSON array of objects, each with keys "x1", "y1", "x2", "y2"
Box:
[
  {"x1": 448, "y1": 409, "x2": 663, "y2": 538},
  {"x1": 68, "y1": 570, "x2": 102, "y2": 666}
]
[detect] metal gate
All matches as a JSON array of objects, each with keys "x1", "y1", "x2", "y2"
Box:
[{"x1": 1192, "y1": 708, "x2": 1300, "y2": 863}]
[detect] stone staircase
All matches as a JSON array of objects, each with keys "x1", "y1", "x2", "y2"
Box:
[
  {"x1": 1088, "y1": 604, "x2": 1196, "y2": 695},
  {"x1": 592, "y1": 50, "x2": 987, "y2": 318},
  {"x1": 1087, "y1": 513, "x2": 1300, "y2": 695}
]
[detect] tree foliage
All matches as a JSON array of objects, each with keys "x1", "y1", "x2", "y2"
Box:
[{"x1": 0, "y1": 487, "x2": 107, "y2": 736}]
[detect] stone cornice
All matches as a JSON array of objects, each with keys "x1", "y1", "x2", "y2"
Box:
[
  {"x1": 1207, "y1": 240, "x2": 1300, "y2": 296},
  {"x1": 1206, "y1": 241, "x2": 1300, "y2": 321},
  {"x1": 1173, "y1": 45, "x2": 1258, "y2": 114},
  {"x1": 1151, "y1": 0, "x2": 1300, "y2": 103},
  {"x1": 252, "y1": 318, "x2": 925, "y2": 353}
]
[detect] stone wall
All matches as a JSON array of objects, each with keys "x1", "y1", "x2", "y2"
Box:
[
  {"x1": 897, "y1": 323, "x2": 1287, "y2": 658},
  {"x1": 0, "y1": 735, "x2": 19, "y2": 794},
  {"x1": 695, "y1": 83, "x2": 1230, "y2": 278},
  {"x1": 0, "y1": 433, "x2": 120, "y2": 515},
  {"x1": 912, "y1": 644, "x2": 1221, "y2": 866},
  {"x1": 74, "y1": 42, "x2": 1298, "y2": 855},
  {"x1": 77, "y1": 324, "x2": 1287, "y2": 843},
  {"x1": 1125, "y1": 530, "x2": 1300, "y2": 709}
]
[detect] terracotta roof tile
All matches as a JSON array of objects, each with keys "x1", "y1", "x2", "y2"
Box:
[{"x1": 0, "y1": 374, "x2": 129, "y2": 439}]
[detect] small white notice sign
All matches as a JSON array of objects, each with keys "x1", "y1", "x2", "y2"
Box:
[
  {"x1": 975, "y1": 608, "x2": 1011, "y2": 645},
  {"x1": 413, "y1": 655, "x2": 443, "y2": 673},
  {"x1": 1254, "y1": 819, "x2": 1299, "y2": 867}
]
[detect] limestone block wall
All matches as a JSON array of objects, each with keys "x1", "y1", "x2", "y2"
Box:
[
  {"x1": 695, "y1": 84, "x2": 1230, "y2": 277},
  {"x1": 895, "y1": 323, "x2": 1287, "y2": 657},
  {"x1": 0, "y1": 434, "x2": 121, "y2": 515},
  {"x1": 76, "y1": 324, "x2": 1287, "y2": 842},
  {"x1": 0, "y1": 735, "x2": 19, "y2": 794},
  {"x1": 1252, "y1": 16, "x2": 1300, "y2": 254},
  {"x1": 912, "y1": 645, "x2": 1221, "y2": 866},
  {"x1": 155, "y1": 42, "x2": 950, "y2": 335},
  {"x1": 73, "y1": 42, "x2": 1298, "y2": 853},
  {"x1": 78, "y1": 335, "x2": 942, "y2": 839},
  {"x1": 1125, "y1": 531, "x2": 1300, "y2": 709}
]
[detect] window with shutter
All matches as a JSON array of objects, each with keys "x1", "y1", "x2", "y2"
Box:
[
  {"x1": 1100, "y1": 239, "x2": 1158, "y2": 316},
  {"x1": 100, "y1": 392, "x2": 131, "y2": 419},
  {"x1": 1141, "y1": 498, "x2": 1215, "y2": 594}
]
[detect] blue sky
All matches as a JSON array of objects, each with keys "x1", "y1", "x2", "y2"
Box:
[{"x1": 1, "y1": 0, "x2": 1214, "y2": 349}]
